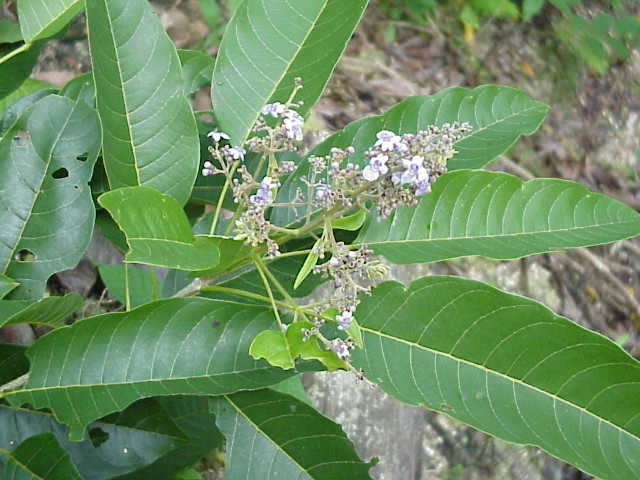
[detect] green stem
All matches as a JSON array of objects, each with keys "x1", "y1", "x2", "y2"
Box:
[
  {"x1": 123, "y1": 263, "x2": 132, "y2": 311},
  {"x1": 0, "y1": 43, "x2": 29, "y2": 66},
  {"x1": 210, "y1": 160, "x2": 240, "y2": 235},
  {"x1": 202, "y1": 285, "x2": 289, "y2": 308},
  {"x1": 253, "y1": 255, "x2": 283, "y2": 327}
]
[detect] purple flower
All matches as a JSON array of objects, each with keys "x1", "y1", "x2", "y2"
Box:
[
  {"x1": 261, "y1": 102, "x2": 285, "y2": 117},
  {"x1": 207, "y1": 130, "x2": 230, "y2": 142},
  {"x1": 400, "y1": 156, "x2": 429, "y2": 185},
  {"x1": 201, "y1": 161, "x2": 215, "y2": 177},
  {"x1": 375, "y1": 130, "x2": 402, "y2": 152},
  {"x1": 415, "y1": 180, "x2": 431, "y2": 196},
  {"x1": 225, "y1": 146, "x2": 246, "y2": 161},
  {"x1": 250, "y1": 176, "x2": 275, "y2": 206},
  {"x1": 362, "y1": 153, "x2": 389, "y2": 182},
  {"x1": 336, "y1": 310, "x2": 353, "y2": 330},
  {"x1": 331, "y1": 339, "x2": 350, "y2": 360},
  {"x1": 315, "y1": 184, "x2": 331, "y2": 201},
  {"x1": 282, "y1": 110, "x2": 304, "y2": 141}
]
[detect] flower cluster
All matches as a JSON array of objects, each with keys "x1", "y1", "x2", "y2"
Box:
[{"x1": 313, "y1": 243, "x2": 387, "y2": 331}]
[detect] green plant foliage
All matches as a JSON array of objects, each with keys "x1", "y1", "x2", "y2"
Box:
[
  {"x1": 0, "y1": 42, "x2": 42, "y2": 101},
  {"x1": 0, "y1": 275, "x2": 18, "y2": 299},
  {"x1": 178, "y1": 49, "x2": 215, "y2": 95},
  {"x1": 273, "y1": 85, "x2": 548, "y2": 226},
  {"x1": 98, "y1": 265, "x2": 158, "y2": 309},
  {"x1": 210, "y1": 389, "x2": 374, "y2": 479},
  {"x1": 0, "y1": 403, "x2": 185, "y2": 479},
  {"x1": 86, "y1": 0, "x2": 200, "y2": 205},
  {"x1": 0, "y1": 95, "x2": 100, "y2": 299},
  {"x1": 115, "y1": 396, "x2": 224, "y2": 480},
  {"x1": 0, "y1": 345, "x2": 29, "y2": 386},
  {"x1": 4, "y1": 299, "x2": 297, "y2": 440},
  {"x1": 357, "y1": 170, "x2": 640, "y2": 263},
  {"x1": 0, "y1": 293, "x2": 82, "y2": 328},
  {"x1": 351, "y1": 276, "x2": 640, "y2": 479},
  {"x1": 0, "y1": 78, "x2": 51, "y2": 117},
  {"x1": 17, "y1": 0, "x2": 82, "y2": 43},
  {"x1": 99, "y1": 187, "x2": 221, "y2": 270},
  {"x1": 0, "y1": 432, "x2": 82, "y2": 479},
  {"x1": 212, "y1": 0, "x2": 369, "y2": 144}
]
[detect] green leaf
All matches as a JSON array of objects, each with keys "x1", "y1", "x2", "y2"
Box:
[
  {"x1": 0, "y1": 94, "x2": 101, "y2": 299},
  {"x1": 98, "y1": 264, "x2": 158, "y2": 309},
  {"x1": 249, "y1": 330, "x2": 294, "y2": 370},
  {"x1": 0, "y1": 79, "x2": 52, "y2": 117},
  {"x1": 4, "y1": 298, "x2": 298, "y2": 440},
  {"x1": 331, "y1": 209, "x2": 367, "y2": 231},
  {"x1": 17, "y1": 0, "x2": 82, "y2": 43},
  {"x1": 0, "y1": 403, "x2": 185, "y2": 480},
  {"x1": 286, "y1": 321, "x2": 346, "y2": 371},
  {"x1": 0, "y1": 275, "x2": 18, "y2": 299},
  {"x1": 320, "y1": 85, "x2": 547, "y2": 171},
  {"x1": 0, "y1": 345, "x2": 29, "y2": 386},
  {"x1": 1, "y1": 433, "x2": 83, "y2": 479},
  {"x1": 0, "y1": 19, "x2": 22, "y2": 44},
  {"x1": 178, "y1": 50, "x2": 214, "y2": 95},
  {"x1": 86, "y1": 0, "x2": 200, "y2": 205},
  {"x1": 273, "y1": 85, "x2": 548, "y2": 226},
  {"x1": 522, "y1": 0, "x2": 545, "y2": 21},
  {"x1": 115, "y1": 396, "x2": 224, "y2": 480},
  {"x1": 212, "y1": 0, "x2": 369, "y2": 144},
  {"x1": 98, "y1": 187, "x2": 220, "y2": 271},
  {"x1": 60, "y1": 73, "x2": 94, "y2": 107},
  {"x1": 210, "y1": 389, "x2": 373, "y2": 479},
  {"x1": 0, "y1": 43, "x2": 42, "y2": 101},
  {"x1": 271, "y1": 376, "x2": 311, "y2": 404},
  {"x1": 0, "y1": 293, "x2": 82, "y2": 328},
  {"x1": 352, "y1": 276, "x2": 640, "y2": 480},
  {"x1": 357, "y1": 170, "x2": 640, "y2": 264},
  {"x1": 0, "y1": 88, "x2": 53, "y2": 136},
  {"x1": 294, "y1": 240, "x2": 320, "y2": 290}
]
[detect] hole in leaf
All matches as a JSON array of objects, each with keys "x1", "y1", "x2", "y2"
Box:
[
  {"x1": 52, "y1": 168, "x2": 69, "y2": 179},
  {"x1": 76, "y1": 155, "x2": 88, "y2": 162},
  {"x1": 73, "y1": 185, "x2": 79, "y2": 190},
  {"x1": 88, "y1": 427, "x2": 109, "y2": 448},
  {"x1": 15, "y1": 249, "x2": 36, "y2": 262}
]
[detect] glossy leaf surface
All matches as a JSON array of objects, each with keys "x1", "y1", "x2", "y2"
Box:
[
  {"x1": 0, "y1": 293, "x2": 82, "y2": 328},
  {"x1": 17, "y1": 0, "x2": 82, "y2": 42}
]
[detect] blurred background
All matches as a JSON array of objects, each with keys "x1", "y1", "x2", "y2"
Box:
[{"x1": 1, "y1": 0, "x2": 638, "y2": 478}]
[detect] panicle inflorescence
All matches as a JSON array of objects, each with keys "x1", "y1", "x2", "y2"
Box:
[{"x1": 200, "y1": 80, "x2": 470, "y2": 362}]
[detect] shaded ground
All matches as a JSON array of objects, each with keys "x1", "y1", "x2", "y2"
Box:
[{"x1": 4, "y1": 0, "x2": 639, "y2": 478}]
